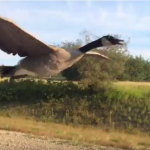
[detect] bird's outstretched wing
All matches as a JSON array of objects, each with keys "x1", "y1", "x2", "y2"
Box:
[
  {"x1": 84, "y1": 51, "x2": 111, "y2": 60},
  {"x1": 0, "y1": 16, "x2": 57, "y2": 57}
]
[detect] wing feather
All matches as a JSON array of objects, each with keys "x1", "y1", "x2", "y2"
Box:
[
  {"x1": 84, "y1": 51, "x2": 111, "y2": 60},
  {"x1": 0, "y1": 16, "x2": 56, "y2": 57}
]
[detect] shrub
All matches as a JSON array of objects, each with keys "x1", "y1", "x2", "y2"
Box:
[{"x1": 0, "y1": 80, "x2": 150, "y2": 132}]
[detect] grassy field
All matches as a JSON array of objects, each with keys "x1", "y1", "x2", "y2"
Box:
[
  {"x1": 116, "y1": 81, "x2": 150, "y2": 86},
  {"x1": 114, "y1": 81, "x2": 150, "y2": 97},
  {"x1": 0, "y1": 79, "x2": 150, "y2": 149}
]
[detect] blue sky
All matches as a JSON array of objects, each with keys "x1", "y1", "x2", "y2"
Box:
[{"x1": 0, "y1": 0, "x2": 150, "y2": 65}]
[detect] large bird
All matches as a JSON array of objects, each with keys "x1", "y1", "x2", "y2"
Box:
[{"x1": 0, "y1": 16, "x2": 124, "y2": 81}]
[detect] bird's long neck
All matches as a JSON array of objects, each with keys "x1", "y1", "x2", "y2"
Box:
[{"x1": 79, "y1": 39, "x2": 102, "y2": 53}]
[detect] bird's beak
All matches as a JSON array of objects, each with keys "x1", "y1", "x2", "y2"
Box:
[{"x1": 116, "y1": 39, "x2": 124, "y2": 45}]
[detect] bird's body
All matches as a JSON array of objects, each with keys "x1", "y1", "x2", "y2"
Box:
[
  {"x1": 0, "y1": 16, "x2": 124, "y2": 81},
  {"x1": 16, "y1": 48, "x2": 83, "y2": 78}
]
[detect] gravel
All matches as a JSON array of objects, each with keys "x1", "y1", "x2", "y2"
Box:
[{"x1": 0, "y1": 130, "x2": 126, "y2": 150}]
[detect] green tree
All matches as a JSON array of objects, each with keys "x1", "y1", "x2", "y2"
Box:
[
  {"x1": 62, "y1": 30, "x2": 129, "y2": 91},
  {"x1": 145, "y1": 59, "x2": 150, "y2": 81},
  {"x1": 120, "y1": 55, "x2": 147, "y2": 81}
]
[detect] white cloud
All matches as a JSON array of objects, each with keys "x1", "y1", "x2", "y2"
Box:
[{"x1": 1, "y1": 1, "x2": 150, "y2": 32}]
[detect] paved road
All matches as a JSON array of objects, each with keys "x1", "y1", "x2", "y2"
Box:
[{"x1": 0, "y1": 130, "x2": 125, "y2": 150}]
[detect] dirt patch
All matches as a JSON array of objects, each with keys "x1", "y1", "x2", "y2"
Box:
[{"x1": 0, "y1": 130, "x2": 124, "y2": 150}]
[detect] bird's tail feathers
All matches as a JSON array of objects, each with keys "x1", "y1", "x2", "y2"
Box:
[{"x1": 0, "y1": 65, "x2": 16, "y2": 77}]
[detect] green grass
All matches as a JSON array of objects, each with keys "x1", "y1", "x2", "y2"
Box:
[{"x1": 112, "y1": 82, "x2": 150, "y2": 99}]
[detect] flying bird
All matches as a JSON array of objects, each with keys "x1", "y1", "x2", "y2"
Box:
[{"x1": 0, "y1": 16, "x2": 124, "y2": 81}]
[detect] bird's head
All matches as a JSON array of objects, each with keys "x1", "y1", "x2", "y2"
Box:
[{"x1": 98, "y1": 35, "x2": 124, "y2": 47}]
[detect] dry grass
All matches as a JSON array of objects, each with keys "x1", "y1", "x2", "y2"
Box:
[
  {"x1": 0, "y1": 116, "x2": 149, "y2": 150},
  {"x1": 116, "y1": 81, "x2": 150, "y2": 87},
  {"x1": 114, "y1": 81, "x2": 150, "y2": 94}
]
